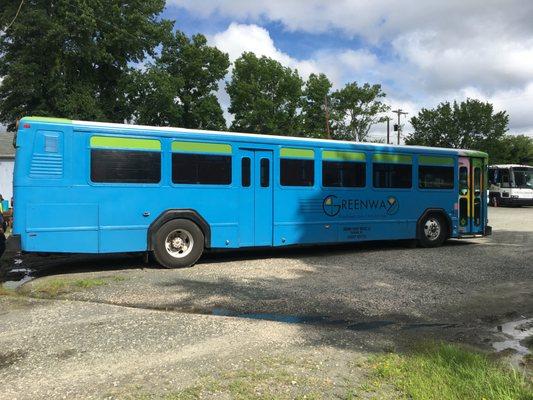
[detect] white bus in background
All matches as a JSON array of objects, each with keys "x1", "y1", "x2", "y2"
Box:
[{"x1": 488, "y1": 164, "x2": 533, "y2": 207}]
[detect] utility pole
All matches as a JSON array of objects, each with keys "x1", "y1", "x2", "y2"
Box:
[
  {"x1": 324, "y1": 95, "x2": 331, "y2": 139},
  {"x1": 392, "y1": 109, "x2": 408, "y2": 145},
  {"x1": 386, "y1": 117, "x2": 390, "y2": 144}
]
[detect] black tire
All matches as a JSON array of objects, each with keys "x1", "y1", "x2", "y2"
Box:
[
  {"x1": 152, "y1": 219, "x2": 204, "y2": 268},
  {"x1": 491, "y1": 195, "x2": 498, "y2": 207},
  {"x1": 418, "y1": 213, "x2": 447, "y2": 248}
]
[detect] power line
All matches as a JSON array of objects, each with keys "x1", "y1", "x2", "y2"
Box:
[{"x1": 3, "y1": 0, "x2": 24, "y2": 32}]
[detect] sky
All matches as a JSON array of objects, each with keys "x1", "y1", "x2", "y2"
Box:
[{"x1": 163, "y1": 0, "x2": 533, "y2": 141}]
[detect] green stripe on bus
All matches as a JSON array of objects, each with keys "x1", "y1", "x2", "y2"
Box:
[
  {"x1": 419, "y1": 155, "x2": 454, "y2": 166},
  {"x1": 372, "y1": 153, "x2": 412, "y2": 164},
  {"x1": 90, "y1": 136, "x2": 161, "y2": 151},
  {"x1": 280, "y1": 148, "x2": 314, "y2": 159},
  {"x1": 24, "y1": 116, "x2": 72, "y2": 124},
  {"x1": 323, "y1": 150, "x2": 365, "y2": 162},
  {"x1": 172, "y1": 141, "x2": 232, "y2": 154},
  {"x1": 459, "y1": 149, "x2": 488, "y2": 159}
]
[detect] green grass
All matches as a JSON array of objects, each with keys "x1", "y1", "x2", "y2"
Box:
[
  {"x1": 0, "y1": 285, "x2": 17, "y2": 296},
  {"x1": 136, "y1": 357, "x2": 332, "y2": 400},
  {"x1": 30, "y1": 277, "x2": 109, "y2": 297},
  {"x1": 370, "y1": 342, "x2": 533, "y2": 400}
]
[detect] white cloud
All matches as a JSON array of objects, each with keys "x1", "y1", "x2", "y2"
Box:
[{"x1": 172, "y1": 1, "x2": 533, "y2": 136}]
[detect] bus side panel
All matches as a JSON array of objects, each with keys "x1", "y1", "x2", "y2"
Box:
[{"x1": 25, "y1": 203, "x2": 99, "y2": 252}]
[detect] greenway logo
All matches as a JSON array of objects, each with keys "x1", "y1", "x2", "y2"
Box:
[{"x1": 322, "y1": 195, "x2": 399, "y2": 217}]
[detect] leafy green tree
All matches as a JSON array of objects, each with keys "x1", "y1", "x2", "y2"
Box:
[
  {"x1": 227, "y1": 52, "x2": 303, "y2": 135},
  {"x1": 0, "y1": 0, "x2": 171, "y2": 130},
  {"x1": 129, "y1": 32, "x2": 229, "y2": 130},
  {"x1": 490, "y1": 135, "x2": 533, "y2": 165},
  {"x1": 405, "y1": 99, "x2": 509, "y2": 151},
  {"x1": 301, "y1": 73, "x2": 333, "y2": 138},
  {"x1": 330, "y1": 82, "x2": 389, "y2": 142}
]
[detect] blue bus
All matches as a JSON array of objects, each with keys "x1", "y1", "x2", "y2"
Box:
[{"x1": 6, "y1": 116, "x2": 491, "y2": 268}]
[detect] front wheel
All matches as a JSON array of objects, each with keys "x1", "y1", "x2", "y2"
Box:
[
  {"x1": 153, "y1": 219, "x2": 204, "y2": 268},
  {"x1": 418, "y1": 214, "x2": 447, "y2": 248}
]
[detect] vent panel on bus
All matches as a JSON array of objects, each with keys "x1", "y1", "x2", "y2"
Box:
[{"x1": 29, "y1": 131, "x2": 64, "y2": 178}]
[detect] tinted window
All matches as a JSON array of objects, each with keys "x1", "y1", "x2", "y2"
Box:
[
  {"x1": 172, "y1": 153, "x2": 231, "y2": 184},
  {"x1": 260, "y1": 158, "x2": 270, "y2": 187},
  {"x1": 459, "y1": 166, "x2": 468, "y2": 194},
  {"x1": 373, "y1": 163, "x2": 412, "y2": 188},
  {"x1": 500, "y1": 169, "x2": 510, "y2": 188},
  {"x1": 419, "y1": 166, "x2": 454, "y2": 189},
  {"x1": 281, "y1": 159, "x2": 314, "y2": 186},
  {"x1": 323, "y1": 161, "x2": 365, "y2": 187},
  {"x1": 488, "y1": 168, "x2": 496, "y2": 185},
  {"x1": 242, "y1": 157, "x2": 251, "y2": 187},
  {"x1": 91, "y1": 149, "x2": 161, "y2": 183},
  {"x1": 474, "y1": 167, "x2": 481, "y2": 192}
]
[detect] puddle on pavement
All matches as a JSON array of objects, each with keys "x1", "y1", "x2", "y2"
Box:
[{"x1": 492, "y1": 317, "x2": 533, "y2": 365}]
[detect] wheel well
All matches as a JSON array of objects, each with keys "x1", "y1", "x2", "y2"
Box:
[
  {"x1": 416, "y1": 208, "x2": 452, "y2": 239},
  {"x1": 148, "y1": 209, "x2": 211, "y2": 250}
]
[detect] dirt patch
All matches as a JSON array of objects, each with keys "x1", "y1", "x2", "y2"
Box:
[{"x1": 0, "y1": 350, "x2": 26, "y2": 369}]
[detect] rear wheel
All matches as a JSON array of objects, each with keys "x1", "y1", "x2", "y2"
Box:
[
  {"x1": 153, "y1": 219, "x2": 204, "y2": 268},
  {"x1": 491, "y1": 195, "x2": 498, "y2": 207},
  {"x1": 418, "y1": 214, "x2": 447, "y2": 248}
]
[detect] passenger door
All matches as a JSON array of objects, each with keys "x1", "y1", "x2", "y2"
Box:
[
  {"x1": 458, "y1": 156, "x2": 484, "y2": 234},
  {"x1": 471, "y1": 158, "x2": 484, "y2": 234},
  {"x1": 458, "y1": 157, "x2": 471, "y2": 233},
  {"x1": 238, "y1": 149, "x2": 273, "y2": 246}
]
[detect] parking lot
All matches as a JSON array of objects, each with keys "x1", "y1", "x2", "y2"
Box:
[{"x1": 0, "y1": 207, "x2": 532, "y2": 399}]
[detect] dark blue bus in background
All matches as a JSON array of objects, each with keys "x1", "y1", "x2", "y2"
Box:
[{"x1": 7, "y1": 116, "x2": 490, "y2": 268}]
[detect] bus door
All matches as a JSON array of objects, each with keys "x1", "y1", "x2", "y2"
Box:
[
  {"x1": 458, "y1": 157, "x2": 471, "y2": 233},
  {"x1": 458, "y1": 157, "x2": 484, "y2": 234},
  {"x1": 238, "y1": 149, "x2": 273, "y2": 246},
  {"x1": 471, "y1": 158, "x2": 484, "y2": 234}
]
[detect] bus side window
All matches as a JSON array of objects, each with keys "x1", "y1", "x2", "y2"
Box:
[
  {"x1": 260, "y1": 158, "x2": 270, "y2": 187},
  {"x1": 488, "y1": 169, "x2": 495, "y2": 185},
  {"x1": 242, "y1": 157, "x2": 251, "y2": 187},
  {"x1": 500, "y1": 169, "x2": 510, "y2": 188},
  {"x1": 90, "y1": 136, "x2": 161, "y2": 184},
  {"x1": 373, "y1": 163, "x2": 412, "y2": 188}
]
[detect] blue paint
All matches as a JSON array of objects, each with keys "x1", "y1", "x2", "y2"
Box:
[{"x1": 12, "y1": 118, "x2": 488, "y2": 255}]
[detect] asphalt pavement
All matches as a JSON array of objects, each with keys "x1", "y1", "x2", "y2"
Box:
[{"x1": 0, "y1": 206, "x2": 531, "y2": 399}]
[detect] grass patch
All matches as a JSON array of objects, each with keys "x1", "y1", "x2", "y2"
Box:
[
  {"x1": 137, "y1": 357, "x2": 334, "y2": 400},
  {"x1": 30, "y1": 277, "x2": 109, "y2": 297},
  {"x1": 0, "y1": 285, "x2": 17, "y2": 296},
  {"x1": 370, "y1": 342, "x2": 533, "y2": 400}
]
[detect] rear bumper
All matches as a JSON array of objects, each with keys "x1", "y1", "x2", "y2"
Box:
[{"x1": 500, "y1": 197, "x2": 533, "y2": 206}]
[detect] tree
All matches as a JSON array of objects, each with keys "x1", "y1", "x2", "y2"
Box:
[
  {"x1": 491, "y1": 135, "x2": 533, "y2": 165},
  {"x1": 301, "y1": 73, "x2": 333, "y2": 138},
  {"x1": 227, "y1": 52, "x2": 303, "y2": 135},
  {"x1": 405, "y1": 99, "x2": 509, "y2": 151},
  {"x1": 330, "y1": 82, "x2": 389, "y2": 142},
  {"x1": 0, "y1": 0, "x2": 171, "y2": 130},
  {"x1": 129, "y1": 32, "x2": 229, "y2": 130}
]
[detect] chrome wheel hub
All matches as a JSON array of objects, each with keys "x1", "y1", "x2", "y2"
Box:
[
  {"x1": 424, "y1": 218, "x2": 441, "y2": 241},
  {"x1": 165, "y1": 229, "x2": 194, "y2": 258}
]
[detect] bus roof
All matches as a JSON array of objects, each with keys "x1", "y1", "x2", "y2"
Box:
[
  {"x1": 489, "y1": 164, "x2": 532, "y2": 168},
  {"x1": 20, "y1": 116, "x2": 488, "y2": 158}
]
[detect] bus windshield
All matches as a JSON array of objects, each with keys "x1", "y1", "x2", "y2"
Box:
[{"x1": 512, "y1": 167, "x2": 533, "y2": 189}]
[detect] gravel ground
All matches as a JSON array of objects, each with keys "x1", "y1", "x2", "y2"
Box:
[{"x1": 0, "y1": 206, "x2": 532, "y2": 399}]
